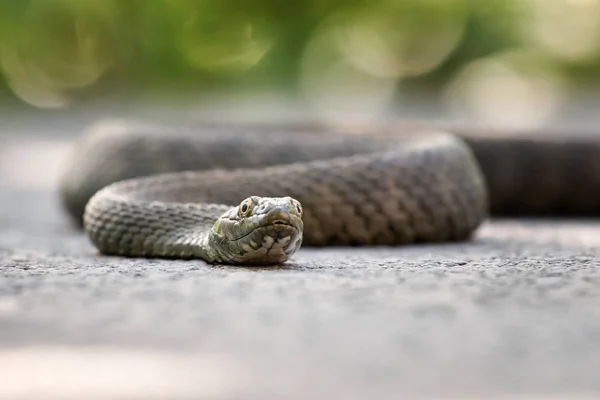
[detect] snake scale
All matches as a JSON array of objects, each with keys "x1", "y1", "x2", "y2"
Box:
[{"x1": 59, "y1": 119, "x2": 600, "y2": 265}]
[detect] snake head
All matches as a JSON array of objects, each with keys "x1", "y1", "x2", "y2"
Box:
[{"x1": 209, "y1": 196, "x2": 304, "y2": 265}]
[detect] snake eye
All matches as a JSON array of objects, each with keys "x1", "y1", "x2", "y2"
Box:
[
  {"x1": 293, "y1": 200, "x2": 303, "y2": 216},
  {"x1": 239, "y1": 198, "x2": 253, "y2": 217}
]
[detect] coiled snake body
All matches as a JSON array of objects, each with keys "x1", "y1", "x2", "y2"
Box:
[{"x1": 59, "y1": 120, "x2": 600, "y2": 265}]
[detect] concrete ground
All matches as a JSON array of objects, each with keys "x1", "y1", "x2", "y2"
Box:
[{"x1": 1, "y1": 110, "x2": 600, "y2": 400}]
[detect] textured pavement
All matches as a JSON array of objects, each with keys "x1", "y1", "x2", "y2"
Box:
[{"x1": 2, "y1": 112, "x2": 600, "y2": 399}]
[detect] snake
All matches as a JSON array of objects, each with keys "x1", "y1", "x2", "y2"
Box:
[{"x1": 58, "y1": 119, "x2": 600, "y2": 265}]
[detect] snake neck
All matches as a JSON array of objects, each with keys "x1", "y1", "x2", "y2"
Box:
[
  {"x1": 153, "y1": 230, "x2": 220, "y2": 263},
  {"x1": 83, "y1": 183, "x2": 232, "y2": 262}
]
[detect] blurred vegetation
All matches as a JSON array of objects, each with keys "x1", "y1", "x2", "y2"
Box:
[{"x1": 1, "y1": 0, "x2": 600, "y2": 123}]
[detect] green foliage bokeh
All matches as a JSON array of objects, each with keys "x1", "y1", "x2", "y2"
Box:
[{"x1": 0, "y1": 0, "x2": 598, "y2": 106}]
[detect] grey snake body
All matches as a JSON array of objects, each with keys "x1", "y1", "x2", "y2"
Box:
[{"x1": 59, "y1": 120, "x2": 600, "y2": 264}]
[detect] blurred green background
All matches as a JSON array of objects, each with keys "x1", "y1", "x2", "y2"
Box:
[{"x1": 1, "y1": 0, "x2": 599, "y2": 126}]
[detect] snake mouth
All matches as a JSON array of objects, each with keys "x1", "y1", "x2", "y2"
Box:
[
  {"x1": 228, "y1": 205, "x2": 303, "y2": 242},
  {"x1": 233, "y1": 223, "x2": 303, "y2": 265},
  {"x1": 236, "y1": 209, "x2": 303, "y2": 263},
  {"x1": 228, "y1": 216, "x2": 302, "y2": 242},
  {"x1": 261, "y1": 207, "x2": 303, "y2": 233},
  {"x1": 247, "y1": 221, "x2": 300, "y2": 242},
  {"x1": 257, "y1": 217, "x2": 302, "y2": 238}
]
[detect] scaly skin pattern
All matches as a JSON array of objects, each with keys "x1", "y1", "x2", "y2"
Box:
[
  {"x1": 63, "y1": 119, "x2": 600, "y2": 265},
  {"x1": 84, "y1": 187, "x2": 304, "y2": 264},
  {"x1": 64, "y1": 122, "x2": 488, "y2": 265}
]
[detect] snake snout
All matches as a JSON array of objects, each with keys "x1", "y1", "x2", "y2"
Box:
[{"x1": 266, "y1": 206, "x2": 292, "y2": 226}]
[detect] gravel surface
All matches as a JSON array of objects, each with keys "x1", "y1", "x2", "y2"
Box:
[{"x1": 1, "y1": 114, "x2": 600, "y2": 400}]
